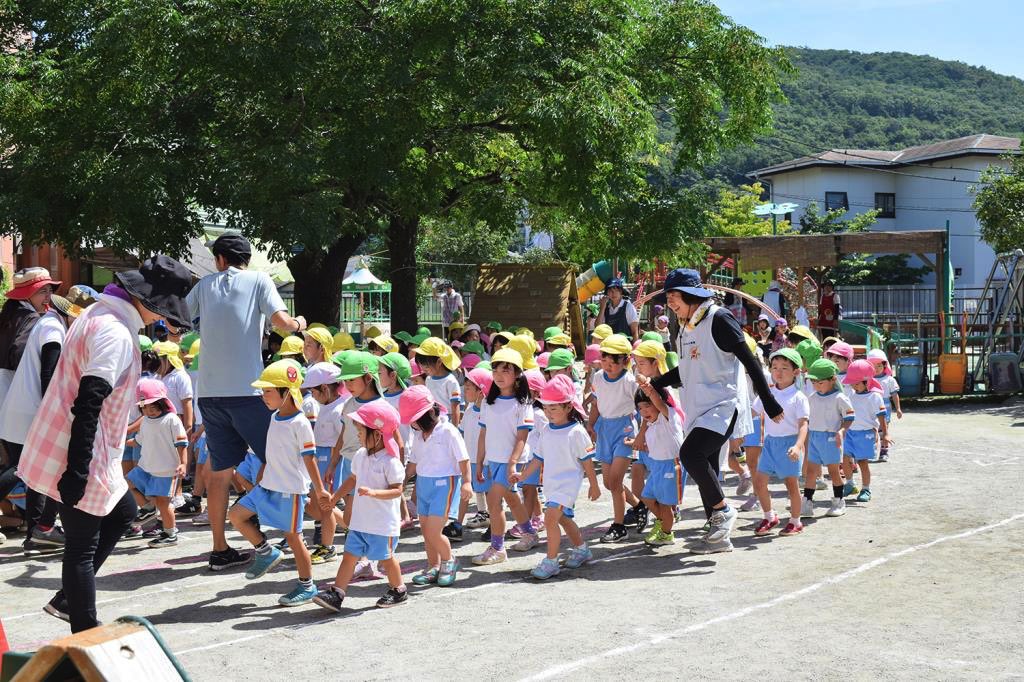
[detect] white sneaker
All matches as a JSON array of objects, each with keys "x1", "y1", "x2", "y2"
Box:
[
  {"x1": 511, "y1": 533, "x2": 539, "y2": 552},
  {"x1": 735, "y1": 475, "x2": 753, "y2": 497},
  {"x1": 192, "y1": 511, "x2": 210, "y2": 526},
  {"x1": 825, "y1": 497, "x2": 846, "y2": 517},
  {"x1": 800, "y1": 498, "x2": 815, "y2": 519},
  {"x1": 688, "y1": 538, "x2": 734, "y2": 555},
  {"x1": 0, "y1": 530, "x2": 5, "y2": 545},
  {"x1": 465, "y1": 512, "x2": 490, "y2": 530},
  {"x1": 706, "y1": 506, "x2": 738, "y2": 543}
]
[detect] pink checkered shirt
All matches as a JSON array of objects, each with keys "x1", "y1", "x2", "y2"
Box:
[{"x1": 18, "y1": 295, "x2": 142, "y2": 517}]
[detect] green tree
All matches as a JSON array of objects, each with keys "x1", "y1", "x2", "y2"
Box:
[
  {"x1": 709, "y1": 182, "x2": 790, "y2": 236},
  {"x1": 972, "y1": 151, "x2": 1024, "y2": 253},
  {"x1": 0, "y1": 1, "x2": 788, "y2": 329}
]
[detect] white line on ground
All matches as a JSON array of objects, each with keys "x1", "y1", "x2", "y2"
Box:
[{"x1": 517, "y1": 511, "x2": 1024, "y2": 682}]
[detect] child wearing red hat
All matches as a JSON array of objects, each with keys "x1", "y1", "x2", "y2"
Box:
[{"x1": 841, "y1": 360, "x2": 889, "y2": 503}]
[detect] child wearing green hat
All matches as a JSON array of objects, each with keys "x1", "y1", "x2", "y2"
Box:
[
  {"x1": 751, "y1": 348, "x2": 810, "y2": 537},
  {"x1": 804, "y1": 359, "x2": 854, "y2": 518}
]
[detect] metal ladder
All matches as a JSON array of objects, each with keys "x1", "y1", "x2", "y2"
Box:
[{"x1": 967, "y1": 249, "x2": 1024, "y2": 387}]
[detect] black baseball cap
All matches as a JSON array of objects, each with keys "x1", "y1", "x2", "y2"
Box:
[{"x1": 209, "y1": 233, "x2": 252, "y2": 262}]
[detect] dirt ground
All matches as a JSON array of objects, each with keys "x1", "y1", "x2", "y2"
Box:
[{"x1": 3, "y1": 397, "x2": 1023, "y2": 680}]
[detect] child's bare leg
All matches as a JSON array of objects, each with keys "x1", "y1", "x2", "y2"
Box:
[
  {"x1": 544, "y1": 507, "x2": 563, "y2": 559},
  {"x1": 380, "y1": 554, "x2": 404, "y2": 589},
  {"x1": 784, "y1": 477, "x2": 802, "y2": 521},
  {"x1": 287, "y1": 532, "x2": 312, "y2": 578},
  {"x1": 522, "y1": 486, "x2": 540, "y2": 522},
  {"x1": 154, "y1": 496, "x2": 174, "y2": 530},
  {"x1": 606, "y1": 458, "x2": 630, "y2": 523},
  {"x1": 630, "y1": 462, "x2": 646, "y2": 501},
  {"x1": 503, "y1": 488, "x2": 530, "y2": 526},
  {"x1": 754, "y1": 471, "x2": 772, "y2": 513},
  {"x1": 227, "y1": 504, "x2": 263, "y2": 545},
  {"x1": 420, "y1": 515, "x2": 448, "y2": 566},
  {"x1": 859, "y1": 460, "x2": 871, "y2": 488},
  {"x1": 333, "y1": 552, "x2": 360, "y2": 591},
  {"x1": 486, "y1": 487, "x2": 506, "y2": 538},
  {"x1": 456, "y1": 496, "x2": 469, "y2": 524},
  {"x1": 826, "y1": 464, "x2": 843, "y2": 491},
  {"x1": 193, "y1": 461, "x2": 207, "y2": 498},
  {"x1": 130, "y1": 486, "x2": 147, "y2": 509},
  {"x1": 746, "y1": 447, "x2": 761, "y2": 477},
  {"x1": 559, "y1": 514, "x2": 583, "y2": 547},
  {"x1": 122, "y1": 460, "x2": 136, "y2": 477}
]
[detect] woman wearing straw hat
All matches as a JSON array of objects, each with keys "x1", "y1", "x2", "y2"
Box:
[
  {"x1": 0, "y1": 294, "x2": 80, "y2": 555},
  {"x1": 18, "y1": 255, "x2": 192, "y2": 632}
]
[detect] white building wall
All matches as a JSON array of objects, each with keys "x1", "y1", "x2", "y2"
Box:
[{"x1": 760, "y1": 154, "x2": 1009, "y2": 289}]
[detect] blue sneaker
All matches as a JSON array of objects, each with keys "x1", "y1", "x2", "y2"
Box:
[
  {"x1": 842, "y1": 481, "x2": 855, "y2": 498},
  {"x1": 278, "y1": 582, "x2": 317, "y2": 606},
  {"x1": 246, "y1": 547, "x2": 283, "y2": 580},
  {"x1": 531, "y1": 557, "x2": 560, "y2": 580},
  {"x1": 564, "y1": 545, "x2": 593, "y2": 569},
  {"x1": 856, "y1": 488, "x2": 872, "y2": 503}
]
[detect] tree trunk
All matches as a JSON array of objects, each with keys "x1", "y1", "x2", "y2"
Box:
[
  {"x1": 288, "y1": 233, "x2": 364, "y2": 327},
  {"x1": 387, "y1": 214, "x2": 420, "y2": 334}
]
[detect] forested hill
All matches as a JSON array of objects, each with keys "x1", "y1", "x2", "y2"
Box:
[{"x1": 713, "y1": 48, "x2": 1024, "y2": 181}]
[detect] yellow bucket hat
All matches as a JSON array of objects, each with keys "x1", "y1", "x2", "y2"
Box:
[
  {"x1": 153, "y1": 341, "x2": 184, "y2": 370},
  {"x1": 332, "y1": 331, "x2": 356, "y2": 352},
  {"x1": 591, "y1": 324, "x2": 613, "y2": 342},
  {"x1": 508, "y1": 335, "x2": 539, "y2": 370},
  {"x1": 251, "y1": 359, "x2": 304, "y2": 409},
  {"x1": 491, "y1": 347, "x2": 524, "y2": 370},
  {"x1": 307, "y1": 322, "x2": 328, "y2": 331},
  {"x1": 789, "y1": 324, "x2": 815, "y2": 342},
  {"x1": 599, "y1": 334, "x2": 632, "y2": 356},
  {"x1": 303, "y1": 327, "x2": 334, "y2": 357},
  {"x1": 546, "y1": 332, "x2": 572, "y2": 347},
  {"x1": 364, "y1": 324, "x2": 384, "y2": 339},
  {"x1": 414, "y1": 336, "x2": 461, "y2": 371},
  {"x1": 278, "y1": 335, "x2": 305, "y2": 357},
  {"x1": 369, "y1": 334, "x2": 400, "y2": 355},
  {"x1": 632, "y1": 340, "x2": 668, "y2": 375}
]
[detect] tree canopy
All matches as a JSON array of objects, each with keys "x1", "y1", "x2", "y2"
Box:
[
  {"x1": 0, "y1": 1, "x2": 788, "y2": 328},
  {"x1": 972, "y1": 151, "x2": 1024, "y2": 254}
]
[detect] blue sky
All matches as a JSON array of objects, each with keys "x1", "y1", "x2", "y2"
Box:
[{"x1": 714, "y1": 0, "x2": 1024, "y2": 80}]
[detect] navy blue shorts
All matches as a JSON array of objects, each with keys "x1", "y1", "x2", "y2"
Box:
[{"x1": 199, "y1": 396, "x2": 272, "y2": 472}]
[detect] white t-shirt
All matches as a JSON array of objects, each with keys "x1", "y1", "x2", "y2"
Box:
[
  {"x1": 848, "y1": 390, "x2": 887, "y2": 431},
  {"x1": 427, "y1": 373, "x2": 461, "y2": 413},
  {"x1": 591, "y1": 369, "x2": 637, "y2": 419},
  {"x1": 259, "y1": 411, "x2": 316, "y2": 495},
  {"x1": 877, "y1": 375, "x2": 900, "y2": 402},
  {"x1": 302, "y1": 391, "x2": 320, "y2": 426},
  {"x1": 808, "y1": 390, "x2": 855, "y2": 432},
  {"x1": 188, "y1": 369, "x2": 203, "y2": 426},
  {"x1": 0, "y1": 310, "x2": 66, "y2": 444},
  {"x1": 313, "y1": 395, "x2": 346, "y2": 448},
  {"x1": 526, "y1": 406, "x2": 548, "y2": 461},
  {"x1": 135, "y1": 412, "x2": 188, "y2": 477},
  {"x1": 340, "y1": 395, "x2": 381, "y2": 460},
  {"x1": 605, "y1": 300, "x2": 639, "y2": 326},
  {"x1": 349, "y1": 447, "x2": 406, "y2": 536},
  {"x1": 753, "y1": 383, "x2": 809, "y2": 438},
  {"x1": 479, "y1": 397, "x2": 534, "y2": 464},
  {"x1": 462, "y1": 404, "x2": 483, "y2": 461},
  {"x1": 643, "y1": 408, "x2": 685, "y2": 461},
  {"x1": 534, "y1": 422, "x2": 595, "y2": 508},
  {"x1": 383, "y1": 390, "x2": 412, "y2": 455},
  {"x1": 409, "y1": 421, "x2": 468, "y2": 477},
  {"x1": 160, "y1": 368, "x2": 193, "y2": 416}
]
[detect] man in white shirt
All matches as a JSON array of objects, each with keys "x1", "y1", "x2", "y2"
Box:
[{"x1": 186, "y1": 234, "x2": 307, "y2": 571}]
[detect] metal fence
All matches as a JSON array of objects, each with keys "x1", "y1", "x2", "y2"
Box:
[{"x1": 836, "y1": 285, "x2": 998, "y2": 326}]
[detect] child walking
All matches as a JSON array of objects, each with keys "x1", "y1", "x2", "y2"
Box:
[
  {"x1": 629, "y1": 340, "x2": 676, "y2": 533},
  {"x1": 400, "y1": 386, "x2": 471, "y2": 587},
  {"x1": 511, "y1": 375, "x2": 600, "y2": 579},
  {"x1": 842, "y1": 360, "x2": 889, "y2": 502},
  {"x1": 459, "y1": 368, "x2": 493, "y2": 534},
  {"x1": 632, "y1": 380, "x2": 686, "y2": 546},
  {"x1": 867, "y1": 349, "x2": 902, "y2": 462},
  {"x1": 125, "y1": 379, "x2": 188, "y2": 548},
  {"x1": 804, "y1": 359, "x2": 854, "y2": 518},
  {"x1": 588, "y1": 334, "x2": 638, "y2": 543},
  {"x1": 227, "y1": 361, "x2": 330, "y2": 606},
  {"x1": 301, "y1": 362, "x2": 348, "y2": 563},
  {"x1": 313, "y1": 401, "x2": 409, "y2": 611},
  {"x1": 379, "y1": 352, "x2": 416, "y2": 530},
  {"x1": 752, "y1": 349, "x2": 810, "y2": 537},
  {"x1": 472, "y1": 348, "x2": 537, "y2": 565},
  {"x1": 414, "y1": 337, "x2": 462, "y2": 427},
  {"x1": 514, "y1": 368, "x2": 549, "y2": 548}
]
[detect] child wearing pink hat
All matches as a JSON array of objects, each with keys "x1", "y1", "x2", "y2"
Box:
[
  {"x1": 512, "y1": 368, "x2": 549, "y2": 547},
  {"x1": 125, "y1": 379, "x2": 188, "y2": 548},
  {"x1": 510, "y1": 375, "x2": 599, "y2": 579},
  {"x1": 458, "y1": 368, "x2": 493, "y2": 534},
  {"x1": 400, "y1": 386, "x2": 470, "y2": 587},
  {"x1": 315, "y1": 401, "x2": 408, "y2": 612},
  {"x1": 867, "y1": 349, "x2": 902, "y2": 462},
  {"x1": 824, "y1": 342, "x2": 855, "y2": 395},
  {"x1": 841, "y1": 360, "x2": 889, "y2": 502}
]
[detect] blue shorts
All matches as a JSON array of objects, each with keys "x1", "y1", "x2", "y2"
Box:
[
  {"x1": 884, "y1": 403, "x2": 892, "y2": 424},
  {"x1": 545, "y1": 500, "x2": 574, "y2": 518},
  {"x1": 636, "y1": 451, "x2": 652, "y2": 470},
  {"x1": 641, "y1": 458, "x2": 685, "y2": 506},
  {"x1": 316, "y1": 446, "x2": 343, "y2": 492},
  {"x1": 199, "y1": 396, "x2": 272, "y2": 472},
  {"x1": 757, "y1": 434, "x2": 802, "y2": 479},
  {"x1": 521, "y1": 456, "x2": 542, "y2": 486},
  {"x1": 126, "y1": 467, "x2": 179, "y2": 498},
  {"x1": 484, "y1": 461, "x2": 521, "y2": 493},
  {"x1": 340, "y1": 457, "x2": 354, "y2": 495},
  {"x1": 195, "y1": 433, "x2": 209, "y2": 466},
  {"x1": 416, "y1": 475, "x2": 462, "y2": 518},
  {"x1": 844, "y1": 429, "x2": 876, "y2": 462},
  {"x1": 470, "y1": 463, "x2": 489, "y2": 494},
  {"x1": 235, "y1": 452, "x2": 262, "y2": 486},
  {"x1": 743, "y1": 416, "x2": 763, "y2": 448},
  {"x1": 123, "y1": 441, "x2": 141, "y2": 463},
  {"x1": 9, "y1": 481, "x2": 27, "y2": 510},
  {"x1": 236, "y1": 485, "x2": 306, "y2": 534},
  {"x1": 808, "y1": 431, "x2": 842, "y2": 466},
  {"x1": 594, "y1": 414, "x2": 635, "y2": 464},
  {"x1": 345, "y1": 530, "x2": 399, "y2": 561}
]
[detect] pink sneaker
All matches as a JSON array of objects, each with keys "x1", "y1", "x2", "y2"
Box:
[
  {"x1": 351, "y1": 559, "x2": 384, "y2": 582},
  {"x1": 507, "y1": 525, "x2": 525, "y2": 540},
  {"x1": 400, "y1": 518, "x2": 417, "y2": 533},
  {"x1": 754, "y1": 514, "x2": 780, "y2": 536},
  {"x1": 471, "y1": 546, "x2": 507, "y2": 565},
  {"x1": 530, "y1": 516, "x2": 543, "y2": 533}
]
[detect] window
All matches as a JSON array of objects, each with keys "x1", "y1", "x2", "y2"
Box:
[
  {"x1": 825, "y1": 191, "x2": 849, "y2": 211},
  {"x1": 875, "y1": 192, "x2": 896, "y2": 218}
]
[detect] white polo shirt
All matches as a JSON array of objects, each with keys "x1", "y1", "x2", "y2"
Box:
[
  {"x1": 479, "y1": 397, "x2": 534, "y2": 464},
  {"x1": 259, "y1": 411, "x2": 316, "y2": 495},
  {"x1": 848, "y1": 390, "x2": 887, "y2": 431},
  {"x1": 591, "y1": 369, "x2": 637, "y2": 419},
  {"x1": 426, "y1": 373, "x2": 461, "y2": 410},
  {"x1": 808, "y1": 390, "x2": 855, "y2": 432},
  {"x1": 349, "y1": 447, "x2": 406, "y2": 536},
  {"x1": 462, "y1": 404, "x2": 483, "y2": 461},
  {"x1": 409, "y1": 420, "x2": 468, "y2": 477},
  {"x1": 753, "y1": 383, "x2": 809, "y2": 438}
]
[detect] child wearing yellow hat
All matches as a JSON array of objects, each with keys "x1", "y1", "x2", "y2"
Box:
[
  {"x1": 153, "y1": 340, "x2": 194, "y2": 435},
  {"x1": 591, "y1": 334, "x2": 639, "y2": 543},
  {"x1": 227, "y1": 360, "x2": 331, "y2": 606},
  {"x1": 626, "y1": 339, "x2": 674, "y2": 533},
  {"x1": 302, "y1": 327, "x2": 334, "y2": 365},
  {"x1": 414, "y1": 337, "x2": 462, "y2": 428}
]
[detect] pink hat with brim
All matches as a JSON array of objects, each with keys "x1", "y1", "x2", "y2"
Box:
[
  {"x1": 866, "y1": 349, "x2": 893, "y2": 376},
  {"x1": 136, "y1": 377, "x2": 174, "y2": 413},
  {"x1": 398, "y1": 385, "x2": 438, "y2": 425},
  {"x1": 842, "y1": 359, "x2": 883, "y2": 393},
  {"x1": 349, "y1": 401, "x2": 401, "y2": 457},
  {"x1": 537, "y1": 375, "x2": 586, "y2": 419},
  {"x1": 524, "y1": 368, "x2": 547, "y2": 394},
  {"x1": 409, "y1": 360, "x2": 423, "y2": 377},
  {"x1": 537, "y1": 352, "x2": 551, "y2": 369},
  {"x1": 826, "y1": 341, "x2": 855, "y2": 361},
  {"x1": 7, "y1": 267, "x2": 61, "y2": 301},
  {"x1": 462, "y1": 353, "x2": 481, "y2": 371},
  {"x1": 584, "y1": 344, "x2": 602, "y2": 365},
  {"x1": 466, "y1": 368, "x2": 493, "y2": 395}
]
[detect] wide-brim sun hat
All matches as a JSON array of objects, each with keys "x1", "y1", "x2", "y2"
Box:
[
  {"x1": 7, "y1": 267, "x2": 62, "y2": 301},
  {"x1": 114, "y1": 255, "x2": 192, "y2": 328},
  {"x1": 661, "y1": 267, "x2": 713, "y2": 299}
]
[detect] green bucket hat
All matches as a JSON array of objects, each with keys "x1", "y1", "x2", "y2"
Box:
[
  {"x1": 543, "y1": 326, "x2": 562, "y2": 341},
  {"x1": 138, "y1": 334, "x2": 154, "y2": 352},
  {"x1": 336, "y1": 350, "x2": 380, "y2": 381},
  {"x1": 641, "y1": 331, "x2": 663, "y2": 343},
  {"x1": 179, "y1": 331, "x2": 200, "y2": 356},
  {"x1": 476, "y1": 360, "x2": 492, "y2": 371},
  {"x1": 795, "y1": 338, "x2": 822, "y2": 368},
  {"x1": 416, "y1": 326, "x2": 431, "y2": 337},
  {"x1": 769, "y1": 347, "x2": 804, "y2": 370},
  {"x1": 546, "y1": 348, "x2": 576, "y2": 372},
  {"x1": 379, "y1": 352, "x2": 412, "y2": 389},
  {"x1": 393, "y1": 331, "x2": 413, "y2": 344},
  {"x1": 410, "y1": 332, "x2": 430, "y2": 346},
  {"x1": 462, "y1": 340, "x2": 486, "y2": 356},
  {"x1": 806, "y1": 358, "x2": 839, "y2": 381},
  {"x1": 665, "y1": 351, "x2": 678, "y2": 371},
  {"x1": 485, "y1": 321, "x2": 502, "y2": 332}
]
